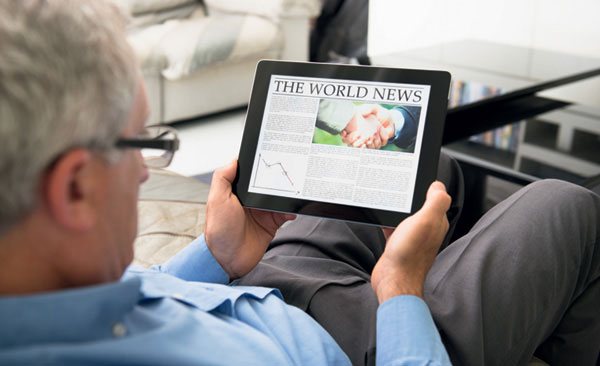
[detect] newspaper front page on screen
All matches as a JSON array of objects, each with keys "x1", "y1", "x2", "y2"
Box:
[{"x1": 248, "y1": 75, "x2": 431, "y2": 213}]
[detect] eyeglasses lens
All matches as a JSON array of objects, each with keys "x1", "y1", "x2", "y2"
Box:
[{"x1": 141, "y1": 126, "x2": 175, "y2": 168}]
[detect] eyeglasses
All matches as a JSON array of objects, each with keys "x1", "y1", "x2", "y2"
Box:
[{"x1": 116, "y1": 124, "x2": 179, "y2": 168}]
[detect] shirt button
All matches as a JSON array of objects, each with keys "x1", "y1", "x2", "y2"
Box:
[
  {"x1": 112, "y1": 322, "x2": 127, "y2": 338},
  {"x1": 172, "y1": 293, "x2": 185, "y2": 300}
]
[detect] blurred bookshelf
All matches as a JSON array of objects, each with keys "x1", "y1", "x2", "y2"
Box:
[
  {"x1": 449, "y1": 80, "x2": 520, "y2": 153},
  {"x1": 446, "y1": 79, "x2": 600, "y2": 183}
]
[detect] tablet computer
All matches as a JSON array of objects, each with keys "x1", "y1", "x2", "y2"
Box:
[{"x1": 233, "y1": 60, "x2": 451, "y2": 227}]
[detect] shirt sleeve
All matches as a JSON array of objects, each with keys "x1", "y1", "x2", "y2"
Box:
[
  {"x1": 376, "y1": 295, "x2": 452, "y2": 366},
  {"x1": 389, "y1": 108, "x2": 406, "y2": 141},
  {"x1": 152, "y1": 234, "x2": 230, "y2": 284},
  {"x1": 315, "y1": 99, "x2": 356, "y2": 135},
  {"x1": 388, "y1": 106, "x2": 418, "y2": 149}
]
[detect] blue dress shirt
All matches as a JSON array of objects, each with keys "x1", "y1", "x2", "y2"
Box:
[{"x1": 0, "y1": 234, "x2": 451, "y2": 365}]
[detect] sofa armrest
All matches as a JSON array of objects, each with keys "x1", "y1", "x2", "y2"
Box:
[
  {"x1": 203, "y1": 0, "x2": 322, "y2": 22},
  {"x1": 202, "y1": 0, "x2": 318, "y2": 61},
  {"x1": 134, "y1": 169, "x2": 210, "y2": 267}
]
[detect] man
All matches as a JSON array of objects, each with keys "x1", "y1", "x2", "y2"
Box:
[
  {"x1": 0, "y1": 1, "x2": 446, "y2": 364},
  {"x1": 0, "y1": 1, "x2": 598, "y2": 366}
]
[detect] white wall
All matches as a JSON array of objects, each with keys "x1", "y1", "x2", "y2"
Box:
[{"x1": 368, "y1": 0, "x2": 600, "y2": 59}]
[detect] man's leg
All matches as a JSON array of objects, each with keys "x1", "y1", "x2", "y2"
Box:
[
  {"x1": 240, "y1": 217, "x2": 382, "y2": 365},
  {"x1": 425, "y1": 179, "x2": 600, "y2": 365},
  {"x1": 238, "y1": 152, "x2": 464, "y2": 366}
]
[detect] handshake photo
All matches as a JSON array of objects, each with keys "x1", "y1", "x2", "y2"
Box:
[{"x1": 315, "y1": 99, "x2": 419, "y2": 152}]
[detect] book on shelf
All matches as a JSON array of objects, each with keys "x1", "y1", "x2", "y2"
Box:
[{"x1": 449, "y1": 80, "x2": 520, "y2": 152}]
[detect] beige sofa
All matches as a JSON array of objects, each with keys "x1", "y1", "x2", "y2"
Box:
[
  {"x1": 134, "y1": 169, "x2": 208, "y2": 266},
  {"x1": 122, "y1": 0, "x2": 321, "y2": 124}
]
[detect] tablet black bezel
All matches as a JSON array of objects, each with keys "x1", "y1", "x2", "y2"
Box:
[{"x1": 233, "y1": 60, "x2": 451, "y2": 227}]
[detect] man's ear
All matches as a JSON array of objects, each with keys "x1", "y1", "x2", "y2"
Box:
[{"x1": 42, "y1": 148, "x2": 99, "y2": 232}]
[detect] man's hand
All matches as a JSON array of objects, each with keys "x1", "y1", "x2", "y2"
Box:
[
  {"x1": 371, "y1": 182, "x2": 451, "y2": 303},
  {"x1": 205, "y1": 159, "x2": 296, "y2": 280},
  {"x1": 341, "y1": 109, "x2": 383, "y2": 149},
  {"x1": 374, "y1": 107, "x2": 396, "y2": 146},
  {"x1": 360, "y1": 104, "x2": 396, "y2": 146},
  {"x1": 342, "y1": 104, "x2": 396, "y2": 149}
]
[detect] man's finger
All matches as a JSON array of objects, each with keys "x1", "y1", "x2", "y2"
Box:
[
  {"x1": 209, "y1": 159, "x2": 237, "y2": 200},
  {"x1": 379, "y1": 130, "x2": 389, "y2": 146},
  {"x1": 420, "y1": 181, "x2": 451, "y2": 217},
  {"x1": 344, "y1": 131, "x2": 361, "y2": 144},
  {"x1": 353, "y1": 137, "x2": 366, "y2": 147},
  {"x1": 381, "y1": 226, "x2": 394, "y2": 240}
]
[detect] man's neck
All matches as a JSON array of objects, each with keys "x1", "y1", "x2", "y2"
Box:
[
  {"x1": 0, "y1": 248, "x2": 62, "y2": 296},
  {"x1": 0, "y1": 217, "x2": 72, "y2": 295}
]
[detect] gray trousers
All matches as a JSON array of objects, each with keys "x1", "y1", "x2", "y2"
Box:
[{"x1": 238, "y1": 154, "x2": 600, "y2": 365}]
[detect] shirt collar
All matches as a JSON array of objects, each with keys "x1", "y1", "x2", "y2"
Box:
[{"x1": 0, "y1": 277, "x2": 142, "y2": 348}]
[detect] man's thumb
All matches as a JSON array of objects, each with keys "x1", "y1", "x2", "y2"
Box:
[
  {"x1": 423, "y1": 181, "x2": 451, "y2": 216},
  {"x1": 209, "y1": 159, "x2": 237, "y2": 199}
]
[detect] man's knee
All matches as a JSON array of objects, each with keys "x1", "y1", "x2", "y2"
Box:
[
  {"x1": 521, "y1": 179, "x2": 600, "y2": 237},
  {"x1": 526, "y1": 179, "x2": 599, "y2": 210}
]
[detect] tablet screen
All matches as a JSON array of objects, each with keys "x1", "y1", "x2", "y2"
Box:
[
  {"x1": 248, "y1": 74, "x2": 429, "y2": 213},
  {"x1": 234, "y1": 61, "x2": 450, "y2": 227}
]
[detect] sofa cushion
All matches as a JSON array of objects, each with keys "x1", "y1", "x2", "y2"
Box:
[{"x1": 127, "y1": 8, "x2": 283, "y2": 80}]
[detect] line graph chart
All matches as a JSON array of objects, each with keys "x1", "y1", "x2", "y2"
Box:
[{"x1": 251, "y1": 153, "x2": 300, "y2": 194}]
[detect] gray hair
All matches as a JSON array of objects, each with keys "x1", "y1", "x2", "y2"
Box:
[{"x1": 0, "y1": 0, "x2": 138, "y2": 234}]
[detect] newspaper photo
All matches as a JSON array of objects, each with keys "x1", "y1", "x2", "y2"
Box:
[{"x1": 248, "y1": 74, "x2": 431, "y2": 213}]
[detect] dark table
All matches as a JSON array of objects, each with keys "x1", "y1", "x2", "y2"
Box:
[{"x1": 373, "y1": 40, "x2": 600, "y2": 237}]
